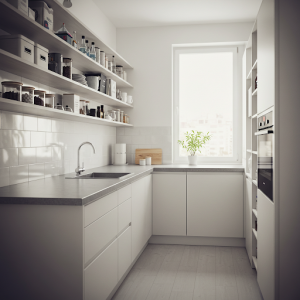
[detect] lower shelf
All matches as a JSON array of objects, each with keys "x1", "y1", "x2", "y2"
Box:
[
  {"x1": 252, "y1": 256, "x2": 258, "y2": 270},
  {"x1": 252, "y1": 228, "x2": 258, "y2": 239},
  {"x1": 0, "y1": 97, "x2": 133, "y2": 127},
  {"x1": 252, "y1": 209, "x2": 258, "y2": 218}
]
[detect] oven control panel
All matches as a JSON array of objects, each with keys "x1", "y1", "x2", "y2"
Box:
[{"x1": 258, "y1": 111, "x2": 273, "y2": 130}]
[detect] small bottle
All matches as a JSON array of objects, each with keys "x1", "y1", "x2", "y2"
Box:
[
  {"x1": 85, "y1": 40, "x2": 90, "y2": 57},
  {"x1": 97, "y1": 106, "x2": 101, "y2": 118},
  {"x1": 89, "y1": 42, "x2": 96, "y2": 61},
  {"x1": 105, "y1": 55, "x2": 108, "y2": 68},
  {"x1": 112, "y1": 55, "x2": 116, "y2": 73},
  {"x1": 85, "y1": 100, "x2": 90, "y2": 115},
  {"x1": 255, "y1": 76, "x2": 258, "y2": 90},
  {"x1": 100, "y1": 105, "x2": 104, "y2": 118},
  {"x1": 79, "y1": 36, "x2": 86, "y2": 54},
  {"x1": 72, "y1": 31, "x2": 77, "y2": 49}
]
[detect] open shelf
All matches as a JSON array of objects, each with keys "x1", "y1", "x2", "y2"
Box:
[
  {"x1": 0, "y1": 97, "x2": 132, "y2": 127},
  {"x1": 252, "y1": 114, "x2": 257, "y2": 119},
  {"x1": 0, "y1": 50, "x2": 133, "y2": 108},
  {"x1": 252, "y1": 89, "x2": 258, "y2": 96},
  {"x1": 252, "y1": 60, "x2": 257, "y2": 70},
  {"x1": 253, "y1": 209, "x2": 258, "y2": 218},
  {"x1": 252, "y1": 228, "x2": 258, "y2": 239},
  {"x1": 247, "y1": 70, "x2": 252, "y2": 80},
  {"x1": 252, "y1": 151, "x2": 258, "y2": 155},
  {"x1": 0, "y1": 0, "x2": 133, "y2": 70},
  {"x1": 252, "y1": 180, "x2": 257, "y2": 186},
  {"x1": 252, "y1": 256, "x2": 258, "y2": 270},
  {"x1": 247, "y1": 149, "x2": 252, "y2": 153}
]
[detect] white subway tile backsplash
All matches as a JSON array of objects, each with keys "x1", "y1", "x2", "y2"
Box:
[
  {"x1": 52, "y1": 146, "x2": 63, "y2": 161},
  {"x1": 0, "y1": 148, "x2": 18, "y2": 168},
  {"x1": 44, "y1": 162, "x2": 57, "y2": 178},
  {"x1": 36, "y1": 147, "x2": 52, "y2": 163},
  {"x1": 124, "y1": 127, "x2": 140, "y2": 136},
  {"x1": 9, "y1": 165, "x2": 28, "y2": 185},
  {"x1": 0, "y1": 130, "x2": 19, "y2": 148},
  {"x1": 0, "y1": 167, "x2": 9, "y2": 187},
  {"x1": 38, "y1": 117, "x2": 52, "y2": 132},
  {"x1": 18, "y1": 131, "x2": 31, "y2": 147},
  {"x1": 19, "y1": 148, "x2": 36, "y2": 165},
  {"x1": 1, "y1": 112, "x2": 23, "y2": 130},
  {"x1": 29, "y1": 163, "x2": 44, "y2": 182},
  {"x1": 116, "y1": 127, "x2": 125, "y2": 136},
  {"x1": 31, "y1": 132, "x2": 46, "y2": 147},
  {"x1": 131, "y1": 135, "x2": 146, "y2": 144},
  {"x1": 116, "y1": 135, "x2": 133, "y2": 144},
  {"x1": 24, "y1": 115, "x2": 37, "y2": 131},
  {"x1": 52, "y1": 119, "x2": 64, "y2": 133}
]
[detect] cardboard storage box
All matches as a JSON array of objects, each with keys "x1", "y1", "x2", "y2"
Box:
[
  {"x1": 29, "y1": 1, "x2": 53, "y2": 31},
  {"x1": 7, "y1": 0, "x2": 28, "y2": 16},
  {"x1": 62, "y1": 94, "x2": 80, "y2": 114},
  {"x1": 0, "y1": 34, "x2": 34, "y2": 64},
  {"x1": 34, "y1": 42, "x2": 48, "y2": 69}
]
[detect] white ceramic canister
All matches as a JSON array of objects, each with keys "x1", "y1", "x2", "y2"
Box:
[
  {"x1": 145, "y1": 156, "x2": 152, "y2": 165},
  {"x1": 95, "y1": 47, "x2": 100, "y2": 64},
  {"x1": 100, "y1": 51, "x2": 105, "y2": 66},
  {"x1": 139, "y1": 159, "x2": 146, "y2": 166},
  {"x1": 121, "y1": 92, "x2": 127, "y2": 102}
]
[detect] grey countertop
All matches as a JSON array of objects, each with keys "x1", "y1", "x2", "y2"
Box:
[{"x1": 0, "y1": 164, "x2": 244, "y2": 206}]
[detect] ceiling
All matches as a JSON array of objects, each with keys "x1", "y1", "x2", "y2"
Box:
[{"x1": 92, "y1": 0, "x2": 262, "y2": 28}]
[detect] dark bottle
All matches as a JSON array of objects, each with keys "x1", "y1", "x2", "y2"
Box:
[
  {"x1": 97, "y1": 106, "x2": 101, "y2": 118},
  {"x1": 255, "y1": 76, "x2": 257, "y2": 90},
  {"x1": 101, "y1": 105, "x2": 104, "y2": 118}
]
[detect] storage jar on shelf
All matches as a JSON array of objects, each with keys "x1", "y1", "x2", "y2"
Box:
[
  {"x1": 62, "y1": 58, "x2": 72, "y2": 79},
  {"x1": 45, "y1": 94, "x2": 55, "y2": 108},
  {"x1": 34, "y1": 90, "x2": 46, "y2": 106},
  {"x1": 22, "y1": 86, "x2": 35, "y2": 104},
  {"x1": 1, "y1": 81, "x2": 23, "y2": 101}
]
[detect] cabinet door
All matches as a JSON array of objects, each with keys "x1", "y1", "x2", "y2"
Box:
[
  {"x1": 187, "y1": 172, "x2": 243, "y2": 238},
  {"x1": 245, "y1": 177, "x2": 253, "y2": 262},
  {"x1": 131, "y1": 174, "x2": 152, "y2": 261},
  {"x1": 85, "y1": 239, "x2": 118, "y2": 300},
  {"x1": 257, "y1": 189, "x2": 275, "y2": 300},
  {"x1": 153, "y1": 173, "x2": 186, "y2": 236},
  {"x1": 118, "y1": 226, "x2": 132, "y2": 280}
]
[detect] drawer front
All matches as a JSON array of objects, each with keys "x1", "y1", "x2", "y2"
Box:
[
  {"x1": 85, "y1": 238, "x2": 118, "y2": 300},
  {"x1": 118, "y1": 184, "x2": 132, "y2": 205},
  {"x1": 118, "y1": 198, "x2": 131, "y2": 234},
  {"x1": 84, "y1": 208, "x2": 117, "y2": 265},
  {"x1": 84, "y1": 191, "x2": 118, "y2": 227},
  {"x1": 118, "y1": 226, "x2": 132, "y2": 280}
]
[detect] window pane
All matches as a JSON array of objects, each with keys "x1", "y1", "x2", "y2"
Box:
[{"x1": 179, "y1": 51, "x2": 233, "y2": 157}]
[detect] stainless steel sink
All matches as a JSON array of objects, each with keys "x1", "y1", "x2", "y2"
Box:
[{"x1": 66, "y1": 172, "x2": 133, "y2": 179}]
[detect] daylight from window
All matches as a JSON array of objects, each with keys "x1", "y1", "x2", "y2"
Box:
[{"x1": 179, "y1": 51, "x2": 233, "y2": 157}]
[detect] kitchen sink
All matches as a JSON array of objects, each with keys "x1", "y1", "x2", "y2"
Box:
[{"x1": 66, "y1": 172, "x2": 133, "y2": 179}]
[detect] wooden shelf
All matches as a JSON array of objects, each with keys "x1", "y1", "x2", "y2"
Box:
[
  {"x1": 252, "y1": 256, "x2": 258, "y2": 270},
  {"x1": 252, "y1": 180, "x2": 257, "y2": 186},
  {"x1": 252, "y1": 89, "x2": 258, "y2": 96},
  {"x1": 253, "y1": 209, "x2": 258, "y2": 218},
  {"x1": 252, "y1": 228, "x2": 258, "y2": 239},
  {"x1": 0, "y1": 49, "x2": 133, "y2": 108},
  {"x1": 0, "y1": 0, "x2": 133, "y2": 87},
  {"x1": 0, "y1": 97, "x2": 132, "y2": 127}
]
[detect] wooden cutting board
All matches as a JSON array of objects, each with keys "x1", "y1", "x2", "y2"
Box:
[{"x1": 135, "y1": 148, "x2": 162, "y2": 165}]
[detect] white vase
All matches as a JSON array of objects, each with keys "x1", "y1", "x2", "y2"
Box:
[{"x1": 188, "y1": 155, "x2": 198, "y2": 166}]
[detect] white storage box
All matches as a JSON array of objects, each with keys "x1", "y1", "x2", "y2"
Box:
[
  {"x1": 34, "y1": 42, "x2": 48, "y2": 69},
  {"x1": 28, "y1": 7, "x2": 35, "y2": 20},
  {"x1": 29, "y1": 1, "x2": 53, "y2": 31},
  {"x1": 0, "y1": 34, "x2": 34, "y2": 64},
  {"x1": 62, "y1": 94, "x2": 80, "y2": 114},
  {"x1": 7, "y1": 0, "x2": 28, "y2": 16}
]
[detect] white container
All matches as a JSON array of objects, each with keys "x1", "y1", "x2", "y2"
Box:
[
  {"x1": 86, "y1": 76, "x2": 99, "y2": 90},
  {"x1": 127, "y1": 95, "x2": 133, "y2": 104},
  {"x1": 114, "y1": 143, "x2": 126, "y2": 165},
  {"x1": 146, "y1": 156, "x2": 152, "y2": 165},
  {"x1": 0, "y1": 34, "x2": 34, "y2": 64},
  {"x1": 139, "y1": 159, "x2": 146, "y2": 166},
  {"x1": 28, "y1": 7, "x2": 35, "y2": 20},
  {"x1": 28, "y1": 1, "x2": 54, "y2": 31},
  {"x1": 7, "y1": 0, "x2": 28, "y2": 15},
  {"x1": 62, "y1": 94, "x2": 80, "y2": 114},
  {"x1": 115, "y1": 154, "x2": 126, "y2": 165},
  {"x1": 34, "y1": 42, "x2": 48, "y2": 69},
  {"x1": 100, "y1": 51, "x2": 105, "y2": 66},
  {"x1": 106, "y1": 79, "x2": 116, "y2": 99},
  {"x1": 188, "y1": 155, "x2": 198, "y2": 166},
  {"x1": 121, "y1": 92, "x2": 127, "y2": 103},
  {"x1": 95, "y1": 47, "x2": 100, "y2": 64},
  {"x1": 123, "y1": 71, "x2": 127, "y2": 82}
]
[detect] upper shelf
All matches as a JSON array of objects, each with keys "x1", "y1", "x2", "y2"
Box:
[
  {"x1": 0, "y1": 0, "x2": 133, "y2": 87},
  {"x1": 0, "y1": 49, "x2": 133, "y2": 108}
]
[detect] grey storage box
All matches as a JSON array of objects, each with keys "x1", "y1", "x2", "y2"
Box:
[
  {"x1": 34, "y1": 42, "x2": 48, "y2": 69},
  {"x1": 29, "y1": 1, "x2": 53, "y2": 31},
  {"x1": 28, "y1": 7, "x2": 35, "y2": 20},
  {"x1": 0, "y1": 34, "x2": 34, "y2": 64},
  {"x1": 7, "y1": 0, "x2": 28, "y2": 16}
]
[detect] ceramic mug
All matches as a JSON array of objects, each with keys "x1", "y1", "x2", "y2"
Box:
[
  {"x1": 127, "y1": 95, "x2": 133, "y2": 104},
  {"x1": 121, "y1": 92, "x2": 127, "y2": 102},
  {"x1": 86, "y1": 76, "x2": 99, "y2": 90}
]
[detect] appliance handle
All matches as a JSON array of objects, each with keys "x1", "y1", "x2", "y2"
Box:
[{"x1": 255, "y1": 129, "x2": 273, "y2": 136}]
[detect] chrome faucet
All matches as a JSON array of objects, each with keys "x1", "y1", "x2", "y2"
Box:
[{"x1": 75, "y1": 142, "x2": 96, "y2": 176}]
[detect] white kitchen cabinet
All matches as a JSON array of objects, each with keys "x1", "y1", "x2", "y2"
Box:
[
  {"x1": 118, "y1": 226, "x2": 132, "y2": 280},
  {"x1": 257, "y1": 189, "x2": 275, "y2": 300},
  {"x1": 118, "y1": 197, "x2": 131, "y2": 233},
  {"x1": 245, "y1": 177, "x2": 253, "y2": 262},
  {"x1": 85, "y1": 239, "x2": 118, "y2": 300},
  {"x1": 131, "y1": 174, "x2": 152, "y2": 261},
  {"x1": 187, "y1": 172, "x2": 243, "y2": 238},
  {"x1": 153, "y1": 173, "x2": 186, "y2": 236}
]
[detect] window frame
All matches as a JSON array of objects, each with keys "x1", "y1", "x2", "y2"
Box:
[{"x1": 172, "y1": 45, "x2": 241, "y2": 164}]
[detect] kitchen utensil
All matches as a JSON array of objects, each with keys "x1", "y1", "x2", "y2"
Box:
[{"x1": 135, "y1": 149, "x2": 162, "y2": 165}]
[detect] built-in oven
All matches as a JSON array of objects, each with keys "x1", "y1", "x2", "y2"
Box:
[{"x1": 255, "y1": 111, "x2": 274, "y2": 201}]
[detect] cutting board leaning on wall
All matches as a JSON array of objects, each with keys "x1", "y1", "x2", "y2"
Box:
[{"x1": 135, "y1": 149, "x2": 162, "y2": 165}]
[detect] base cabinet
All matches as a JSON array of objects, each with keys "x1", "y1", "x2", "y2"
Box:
[
  {"x1": 245, "y1": 177, "x2": 253, "y2": 262},
  {"x1": 187, "y1": 172, "x2": 244, "y2": 238},
  {"x1": 118, "y1": 226, "x2": 132, "y2": 280},
  {"x1": 153, "y1": 173, "x2": 186, "y2": 236}
]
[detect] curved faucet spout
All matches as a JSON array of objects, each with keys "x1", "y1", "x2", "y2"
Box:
[{"x1": 76, "y1": 142, "x2": 96, "y2": 176}]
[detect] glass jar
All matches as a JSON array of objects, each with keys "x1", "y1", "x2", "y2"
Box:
[
  {"x1": 2, "y1": 81, "x2": 23, "y2": 101},
  {"x1": 21, "y1": 86, "x2": 35, "y2": 104},
  {"x1": 108, "y1": 61, "x2": 113, "y2": 72},
  {"x1": 45, "y1": 94, "x2": 55, "y2": 108},
  {"x1": 80, "y1": 100, "x2": 86, "y2": 115},
  {"x1": 55, "y1": 103, "x2": 64, "y2": 110},
  {"x1": 126, "y1": 115, "x2": 130, "y2": 124},
  {"x1": 116, "y1": 65, "x2": 124, "y2": 78},
  {"x1": 63, "y1": 58, "x2": 72, "y2": 79},
  {"x1": 48, "y1": 53, "x2": 63, "y2": 75},
  {"x1": 123, "y1": 114, "x2": 127, "y2": 123},
  {"x1": 85, "y1": 100, "x2": 90, "y2": 115},
  {"x1": 108, "y1": 110, "x2": 116, "y2": 121},
  {"x1": 65, "y1": 105, "x2": 73, "y2": 112},
  {"x1": 34, "y1": 90, "x2": 46, "y2": 106},
  {"x1": 116, "y1": 109, "x2": 120, "y2": 122},
  {"x1": 120, "y1": 111, "x2": 124, "y2": 123}
]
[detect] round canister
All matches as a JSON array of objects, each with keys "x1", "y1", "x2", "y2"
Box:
[{"x1": 115, "y1": 153, "x2": 126, "y2": 165}]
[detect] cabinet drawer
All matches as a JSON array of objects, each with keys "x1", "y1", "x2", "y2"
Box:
[
  {"x1": 84, "y1": 208, "x2": 117, "y2": 265},
  {"x1": 118, "y1": 184, "x2": 131, "y2": 205},
  {"x1": 85, "y1": 239, "x2": 118, "y2": 300},
  {"x1": 118, "y1": 226, "x2": 132, "y2": 280},
  {"x1": 84, "y1": 191, "x2": 117, "y2": 227},
  {"x1": 118, "y1": 198, "x2": 131, "y2": 234}
]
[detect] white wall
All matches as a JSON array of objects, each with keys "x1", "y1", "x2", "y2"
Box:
[
  {"x1": 117, "y1": 22, "x2": 254, "y2": 127},
  {"x1": 57, "y1": 0, "x2": 117, "y2": 50}
]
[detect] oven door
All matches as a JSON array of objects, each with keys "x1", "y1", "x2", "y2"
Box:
[{"x1": 256, "y1": 129, "x2": 274, "y2": 201}]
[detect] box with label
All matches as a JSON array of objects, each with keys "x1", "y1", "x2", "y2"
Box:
[
  {"x1": 99, "y1": 73, "x2": 106, "y2": 94},
  {"x1": 0, "y1": 34, "x2": 34, "y2": 64},
  {"x1": 62, "y1": 94, "x2": 80, "y2": 114},
  {"x1": 7, "y1": 0, "x2": 28, "y2": 16},
  {"x1": 34, "y1": 42, "x2": 48, "y2": 69},
  {"x1": 29, "y1": 1, "x2": 53, "y2": 31},
  {"x1": 106, "y1": 79, "x2": 116, "y2": 99},
  {"x1": 28, "y1": 7, "x2": 35, "y2": 20}
]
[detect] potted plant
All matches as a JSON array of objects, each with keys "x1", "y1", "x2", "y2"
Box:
[{"x1": 178, "y1": 130, "x2": 212, "y2": 165}]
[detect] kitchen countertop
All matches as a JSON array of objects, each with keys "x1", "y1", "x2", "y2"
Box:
[{"x1": 0, "y1": 164, "x2": 244, "y2": 206}]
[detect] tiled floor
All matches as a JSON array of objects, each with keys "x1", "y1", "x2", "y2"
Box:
[{"x1": 112, "y1": 244, "x2": 263, "y2": 300}]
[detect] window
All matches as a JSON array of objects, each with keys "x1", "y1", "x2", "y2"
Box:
[{"x1": 173, "y1": 46, "x2": 241, "y2": 164}]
